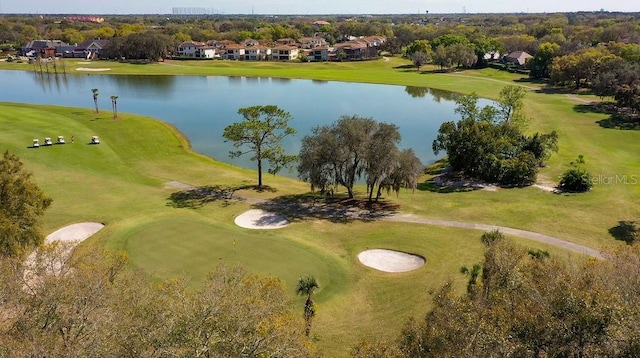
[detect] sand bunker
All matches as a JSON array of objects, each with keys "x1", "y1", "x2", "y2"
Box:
[
  {"x1": 23, "y1": 223, "x2": 105, "y2": 288},
  {"x1": 76, "y1": 67, "x2": 111, "y2": 72},
  {"x1": 45, "y1": 222, "x2": 105, "y2": 243},
  {"x1": 234, "y1": 209, "x2": 290, "y2": 229},
  {"x1": 358, "y1": 249, "x2": 425, "y2": 273}
]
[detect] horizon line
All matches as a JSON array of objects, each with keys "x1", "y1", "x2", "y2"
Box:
[{"x1": 1, "y1": 10, "x2": 637, "y2": 16}]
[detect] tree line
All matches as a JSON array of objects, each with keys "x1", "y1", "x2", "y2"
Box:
[{"x1": 352, "y1": 231, "x2": 640, "y2": 358}]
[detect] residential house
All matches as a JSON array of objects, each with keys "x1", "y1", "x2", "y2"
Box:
[
  {"x1": 271, "y1": 45, "x2": 299, "y2": 61},
  {"x1": 276, "y1": 38, "x2": 297, "y2": 46},
  {"x1": 21, "y1": 40, "x2": 68, "y2": 57},
  {"x1": 74, "y1": 39, "x2": 111, "y2": 59},
  {"x1": 245, "y1": 46, "x2": 271, "y2": 61},
  {"x1": 207, "y1": 40, "x2": 236, "y2": 49},
  {"x1": 298, "y1": 36, "x2": 327, "y2": 49},
  {"x1": 66, "y1": 16, "x2": 105, "y2": 23},
  {"x1": 175, "y1": 41, "x2": 216, "y2": 59},
  {"x1": 309, "y1": 47, "x2": 330, "y2": 61},
  {"x1": 312, "y1": 20, "x2": 330, "y2": 27},
  {"x1": 504, "y1": 51, "x2": 533, "y2": 67},
  {"x1": 484, "y1": 51, "x2": 501, "y2": 61},
  {"x1": 223, "y1": 44, "x2": 245, "y2": 60},
  {"x1": 241, "y1": 39, "x2": 260, "y2": 47},
  {"x1": 175, "y1": 41, "x2": 205, "y2": 57},
  {"x1": 333, "y1": 39, "x2": 378, "y2": 60},
  {"x1": 362, "y1": 36, "x2": 386, "y2": 47}
]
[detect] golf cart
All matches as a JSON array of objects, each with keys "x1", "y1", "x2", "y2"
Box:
[
  {"x1": 91, "y1": 136, "x2": 100, "y2": 144},
  {"x1": 44, "y1": 137, "x2": 53, "y2": 146},
  {"x1": 57, "y1": 135, "x2": 66, "y2": 144},
  {"x1": 32, "y1": 139, "x2": 39, "y2": 148}
]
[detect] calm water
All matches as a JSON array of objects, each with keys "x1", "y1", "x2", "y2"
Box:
[{"x1": 0, "y1": 70, "x2": 490, "y2": 171}]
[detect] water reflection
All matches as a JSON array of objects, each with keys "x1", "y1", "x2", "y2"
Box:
[
  {"x1": 112, "y1": 75, "x2": 177, "y2": 98},
  {"x1": 404, "y1": 86, "x2": 461, "y2": 103},
  {"x1": 270, "y1": 77, "x2": 291, "y2": 84},
  {"x1": 32, "y1": 72, "x2": 71, "y2": 94},
  {"x1": 404, "y1": 86, "x2": 429, "y2": 98},
  {"x1": 31, "y1": 72, "x2": 177, "y2": 100}
]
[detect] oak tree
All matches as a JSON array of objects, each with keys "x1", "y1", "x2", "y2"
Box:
[{"x1": 0, "y1": 151, "x2": 52, "y2": 257}]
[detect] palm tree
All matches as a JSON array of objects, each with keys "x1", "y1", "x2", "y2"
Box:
[
  {"x1": 110, "y1": 95, "x2": 119, "y2": 119},
  {"x1": 91, "y1": 88, "x2": 99, "y2": 113},
  {"x1": 296, "y1": 275, "x2": 319, "y2": 337}
]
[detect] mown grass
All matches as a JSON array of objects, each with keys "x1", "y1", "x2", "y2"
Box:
[{"x1": 1, "y1": 56, "x2": 638, "y2": 355}]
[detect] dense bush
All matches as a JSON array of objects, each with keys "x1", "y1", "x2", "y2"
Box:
[
  {"x1": 432, "y1": 90, "x2": 558, "y2": 186},
  {"x1": 558, "y1": 155, "x2": 592, "y2": 192}
]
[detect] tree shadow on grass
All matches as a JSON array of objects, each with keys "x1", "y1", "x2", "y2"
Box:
[
  {"x1": 609, "y1": 220, "x2": 639, "y2": 245},
  {"x1": 254, "y1": 193, "x2": 400, "y2": 224},
  {"x1": 417, "y1": 179, "x2": 483, "y2": 193},
  {"x1": 596, "y1": 115, "x2": 640, "y2": 130},
  {"x1": 573, "y1": 103, "x2": 640, "y2": 130},
  {"x1": 393, "y1": 64, "x2": 415, "y2": 69},
  {"x1": 419, "y1": 162, "x2": 485, "y2": 193}
]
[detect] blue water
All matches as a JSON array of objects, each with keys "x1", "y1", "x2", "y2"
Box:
[{"x1": 0, "y1": 70, "x2": 491, "y2": 170}]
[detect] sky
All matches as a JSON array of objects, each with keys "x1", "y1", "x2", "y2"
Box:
[{"x1": 0, "y1": 0, "x2": 636, "y2": 15}]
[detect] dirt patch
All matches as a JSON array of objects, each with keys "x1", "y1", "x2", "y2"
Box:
[{"x1": 358, "y1": 249, "x2": 425, "y2": 273}]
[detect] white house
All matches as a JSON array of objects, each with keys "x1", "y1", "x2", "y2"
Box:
[
  {"x1": 271, "y1": 45, "x2": 299, "y2": 61},
  {"x1": 223, "y1": 44, "x2": 245, "y2": 60},
  {"x1": 175, "y1": 41, "x2": 216, "y2": 58},
  {"x1": 245, "y1": 46, "x2": 271, "y2": 60}
]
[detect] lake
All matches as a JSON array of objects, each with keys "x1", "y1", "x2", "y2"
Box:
[{"x1": 0, "y1": 70, "x2": 491, "y2": 171}]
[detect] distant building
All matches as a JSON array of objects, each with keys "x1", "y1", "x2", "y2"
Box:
[
  {"x1": 504, "y1": 51, "x2": 533, "y2": 67},
  {"x1": 74, "y1": 39, "x2": 111, "y2": 59},
  {"x1": 175, "y1": 41, "x2": 216, "y2": 59},
  {"x1": 21, "y1": 40, "x2": 68, "y2": 57},
  {"x1": 65, "y1": 16, "x2": 105, "y2": 23},
  {"x1": 271, "y1": 45, "x2": 299, "y2": 61}
]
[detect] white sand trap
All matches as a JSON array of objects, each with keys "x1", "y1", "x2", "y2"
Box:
[
  {"x1": 23, "y1": 223, "x2": 105, "y2": 288},
  {"x1": 76, "y1": 67, "x2": 111, "y2": 72},
  {"x1": 358, "y1": 249, "x2": 425, "y2": 273},
  {"x1": 234, "y1": 209, "x2": 289, "y2": 229},
  {"x1": 45, "y1": 222, "x2": 105, "y2": 244},
  {"x1": 77, "y1": 61, "x2": 91, "y2": 64}
]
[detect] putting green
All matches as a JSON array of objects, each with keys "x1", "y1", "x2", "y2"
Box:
[{"x1": 119, "y1": 216, "x2": 350, "y2": 298}]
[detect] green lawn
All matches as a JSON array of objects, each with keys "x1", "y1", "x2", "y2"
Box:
[{"x1": 1, "y1": 58, "x2": 638, "y2": 355}]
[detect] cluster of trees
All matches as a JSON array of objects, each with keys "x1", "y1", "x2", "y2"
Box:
[
  {"x1": 222, "y1": 106, "x2": 422, "y2": 200},
  {"x1": 548, "y1": 43, "x2": 640, "y2": 115},
  {"x1": 297, "y1": 115, "x2": 422, "y2": 200},
  {"x1": 593, "y1": 57, "x2": 640, "y2": 114},
  {"x1": 405, "y1": 34, "x2": 502, "y2": 70},
  {"x1": 100, "y1": 31, "x2": 175, "y2": 61},
  {"x1": 0, "y1": 247, "x2": 313, "y2": 356},
  {"x1": 353, "y1": 231, "x2": 640, "y2": 357},
  {"x1": 432, "y1": 86, "x2": 558, "y2": 186}
]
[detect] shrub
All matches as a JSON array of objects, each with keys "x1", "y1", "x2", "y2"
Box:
[{"x1": 558, "y1": 155, "x2": 592, "y2": 192}]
